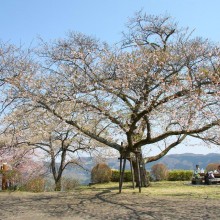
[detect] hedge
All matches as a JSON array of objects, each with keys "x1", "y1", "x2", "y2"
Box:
[
  {"x1": 168, "y1": 170, "x2": 193, "y2": 181},
  {"x1": 111, "y1": 170, "x2": 133, "y2": 182},
  {"x1": 111, "y1": 169, "x2": 193, "y2": 182}
]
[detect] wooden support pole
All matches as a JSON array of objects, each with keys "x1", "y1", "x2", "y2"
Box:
[
  {"x1": 130, "y1": 159, "x2": 135, "y2": 189},
  {"x1": 119, "y1": 154, "x2": 123, "y2": 193},
  {"x1": 136, "y1": 153, "x2": 141, "y2": 193},
  {"x1": 119, "y1": 142, "x2": 124, "y2": 193},
  {"x1": 119, "y1": 154, "x2": 127, "y2": 193}
]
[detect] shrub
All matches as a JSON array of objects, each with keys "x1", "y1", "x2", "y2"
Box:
[
  {"x1": 3, "y1": 169, "x2": 22, "y2": 190},
  {"x1": 62, "y1": 178, "x2": 79, "y2": 191},
  {"x1": 91, "y1": 163, "x2": 112, "y2": 183},
  {"x1": 151, "y1": 163, "x2": 168, "y2": 181},
  {"x1": 168, "y1": 170, "x2": 193, "y2": 181},
  {"x1": 206, "y1": 163, "x2": 219, "y2": 172},
  {"x1": 20, "y1": 177, "x2": 45, "y2": 192},
  {"x1": 5, "y1": 169, "x2": 21, "y2": 181}
]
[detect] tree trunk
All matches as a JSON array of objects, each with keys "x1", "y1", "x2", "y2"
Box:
[
  {"x1": 50, "y1": 148, "x2": 66, "y2": 191},
  {"x1": 54, "y1": 178, "x2": 62, "y2": 191},
  {"x1": 132, "y1": 154, "x2": 150, "y2": 187}
]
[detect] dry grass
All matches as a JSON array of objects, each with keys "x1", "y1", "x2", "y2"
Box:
[{"x1": 80, "y1": 181, "x2": 220, "y2": 199}]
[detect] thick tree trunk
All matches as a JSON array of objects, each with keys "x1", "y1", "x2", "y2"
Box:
[{"x1": 132, "y1": 154, "x2": 149, "y2": 187}]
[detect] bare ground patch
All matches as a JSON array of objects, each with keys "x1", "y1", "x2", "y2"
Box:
[{"x1": 1, "y1": 184, "x2": 220, "y2": 220}]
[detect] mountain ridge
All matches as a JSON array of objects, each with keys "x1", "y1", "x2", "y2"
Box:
[{"x1": 62, "y1": 153, "x2": 220, "y2": 184}]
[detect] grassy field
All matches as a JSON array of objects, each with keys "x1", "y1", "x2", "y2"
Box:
[
  {"x1": 79, "y1": 181, "x2": 220, "y2": 199},
  {"x1": 1, "y1": 180, "x2": 220, "y2": 199}
]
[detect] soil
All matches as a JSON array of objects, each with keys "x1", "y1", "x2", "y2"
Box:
[{"x1": 0, "y1": 189, "x2": 220, "y2": 220}]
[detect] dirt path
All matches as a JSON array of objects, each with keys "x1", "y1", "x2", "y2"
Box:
[{"x1": 0, "y1": 189, "x2": 220, "y2": 220}]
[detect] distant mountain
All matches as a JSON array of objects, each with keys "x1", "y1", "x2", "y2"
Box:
[
  {"x1": 145, "y1": 153, "x2": 220, "y2": 170},
  {"x1": 49, "y1": 153, "x2": 220, "y2": 184},
  {"x1": 75, "y1": 153, "x2": 220, "y2": 170}
]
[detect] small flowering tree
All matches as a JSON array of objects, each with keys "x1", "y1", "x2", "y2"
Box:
[
  {"x1": 0, "y1": 142, "x2": 45, "y2": 190},
  {"x1": 1, "y1": 107, "x2": 99, "y2": 191}
]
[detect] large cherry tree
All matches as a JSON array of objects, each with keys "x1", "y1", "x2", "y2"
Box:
[{"x1": 0, "y1": 12, "x2": 220, "y2": 186}]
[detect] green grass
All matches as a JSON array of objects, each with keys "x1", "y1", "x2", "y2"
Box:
[
  {"x1": 2, "y1": 181, "x2": 220, "y2": 199},
  {"x1": 78, "y1": 181, "x2": 220, "y2": 199}
]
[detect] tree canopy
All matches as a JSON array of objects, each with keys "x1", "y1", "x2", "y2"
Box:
[{"x1": 0, "y1": 12, "x2": 219, "y2": 171}]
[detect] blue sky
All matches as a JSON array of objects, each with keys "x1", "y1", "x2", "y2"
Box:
[
  {"x1": 1, "y1": 0, "x2": 220, "y2": 46},
  {"x1": 1, "y1": 0, "x2": 220, "y2": 155}
]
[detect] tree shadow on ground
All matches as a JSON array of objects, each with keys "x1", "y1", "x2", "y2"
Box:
[
  {"x1": 0, "y1": 190, "x2": 220, "y2": 219},
  {"x1": 94, "y1": 190, "x2": 157, "y2": 220}
]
